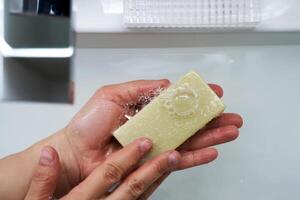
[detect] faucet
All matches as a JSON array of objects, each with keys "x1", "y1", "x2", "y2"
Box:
[{"x1": 9, "y1": 0, "x2": 70, "y2": 17}]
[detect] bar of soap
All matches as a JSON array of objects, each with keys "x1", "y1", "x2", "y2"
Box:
[{"x1": 113, "y1": 71, "x2": 225, "y2": 159}]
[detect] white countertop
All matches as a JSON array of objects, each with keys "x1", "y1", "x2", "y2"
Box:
[{"x1": 73, "y1": 0, "x2": 300, "y2": 33}]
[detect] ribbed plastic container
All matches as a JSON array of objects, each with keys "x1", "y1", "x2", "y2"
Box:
[{"x1": 124, "y1": 0, "x2": 260, "y2": 30}]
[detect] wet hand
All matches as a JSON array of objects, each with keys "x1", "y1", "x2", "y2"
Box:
[{"x1": 35, "y1": 80, "x2": 242, "y2": 198}]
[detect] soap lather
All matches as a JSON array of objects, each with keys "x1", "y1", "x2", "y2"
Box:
[{"x1": 113, "y1": 71, "x2": 225, "y2": 159}]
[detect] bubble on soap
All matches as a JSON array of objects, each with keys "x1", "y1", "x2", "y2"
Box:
[
  {"x1": 159, "y1": 82, "x2": 199, "y2": 118},
  {"x1": 121, "y1": 87, "x2": 164, "y2": 122}
]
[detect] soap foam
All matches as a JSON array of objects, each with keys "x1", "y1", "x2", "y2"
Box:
[{"x1": 120, "y1": 87, "x2": 164, "y2": 124}]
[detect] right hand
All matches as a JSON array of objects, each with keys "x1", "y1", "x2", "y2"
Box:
[
  {"x1": 30, "y1": 80, "x2": 242, "y2": 198},
  {"x1": 25, "y1": 138, "x2": 181, "y2": 200}
]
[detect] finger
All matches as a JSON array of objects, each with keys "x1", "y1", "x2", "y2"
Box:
[
  {"x1": 206, "y1": 113, "x2": 243, "y2": 129},
  {"x1": 25, "y1": 146, "x2": 60, "y2": 200},
  {"x1": 138, "y1": 172, "x2": 170, "y2": 200},
  {"x1": 107, "y1": 151, "x2": 180, "y2": 200},
  {"x1": 97, "y1": 79, "x2": 171, "y2": 104},
  {"x1": 64, "y1": 138, "x2": 153, "y2": 200},
  {"x1": 208, "y1": 84, "x2": 223, "y2": 98},
  {"x1": 177, "y1": 148, "x2": 218, "y2": 170},
  {"x1": 180, "y1": 125, "x2": 239, "y2": 151}
]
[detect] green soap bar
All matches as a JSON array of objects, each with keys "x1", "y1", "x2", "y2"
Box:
[{"x1": 113, "y1": 72, "x2": 225, "y2": 159}]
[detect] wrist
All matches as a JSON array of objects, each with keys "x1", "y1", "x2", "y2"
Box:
[{"x1": 26, "y1": 128, "x2": 81, "y2": 197}]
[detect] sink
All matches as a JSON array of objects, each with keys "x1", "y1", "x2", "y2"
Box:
[{"x1": 74, "y1": 44, "x2": 300, "y2": 200}]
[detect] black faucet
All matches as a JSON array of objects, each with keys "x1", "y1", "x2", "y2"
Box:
[{"x1": 10, "y1": 0, "x2": 70, "y2": 17}]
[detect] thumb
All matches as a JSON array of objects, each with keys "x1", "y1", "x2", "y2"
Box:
[{"x1": 25, "y1": 146, "x2": 60, "y2": 200}]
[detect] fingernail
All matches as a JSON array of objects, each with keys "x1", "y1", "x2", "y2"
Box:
[
  {"x1": 39, "y1": 147, "x2": 54, "y2": 166},
  {"x1": 139, "y1": 138, "x2": 152, "y2": 152},
  {"x1": 168, "y1": 151, "x2": 179, "y2": 166}
]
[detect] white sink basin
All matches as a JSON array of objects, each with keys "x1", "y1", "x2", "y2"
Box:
[{"x1": 74, "y1": 45, "x2": 300, "y2": 200}]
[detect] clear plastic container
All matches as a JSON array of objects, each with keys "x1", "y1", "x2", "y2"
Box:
[{"x1": 124, "y1": 0, "x2": 260, "y2": 30}]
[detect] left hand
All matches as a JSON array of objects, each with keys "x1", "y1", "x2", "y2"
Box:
[{"x1": 25, "y1": 139, "x2": 181, "y2": 200}]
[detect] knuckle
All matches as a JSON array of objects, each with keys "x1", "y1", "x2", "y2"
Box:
[
  {"x1": 104, "y1": 162, "x2": 123, "y2": 183},
  {"x1": 228, "y1": 127, "x2": 239, "y2": 140},
  {"x1": 32, "y1": 170, "x2": 55, "y2": 184},
  {"x1": 222, "y1": 126, "x2": 239, "y2": 141},
  {"x1": 127, "y1": 178, "x2": 145, "y2": 198},
  {"x1": 152, "y1": 159, "x2": 166, "y2": 175},
  {"x1": 192, "y1": 151, "x2": 199, "y2": 166}
]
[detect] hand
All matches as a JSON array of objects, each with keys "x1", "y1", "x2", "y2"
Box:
[
  {"x1": 16, "y1": 79, "x2": 242, "y2": 199},
  {"x1": 25, "y1": 139, "x2": 181, "y2": 200}
]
